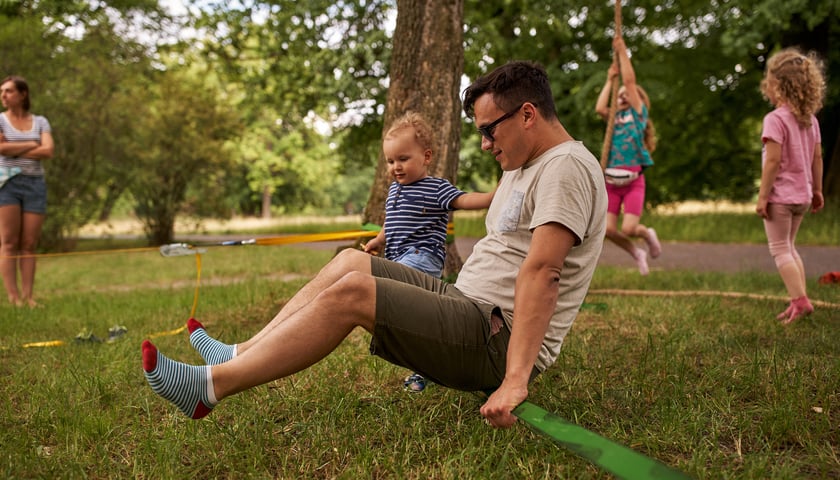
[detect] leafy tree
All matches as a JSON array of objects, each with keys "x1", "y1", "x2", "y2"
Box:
[
  {"x1": 459, "y1": 0, "x2": 838, "y2": 204},
  {"x1": 128, "y1": 67, "x2": 240, "y2": 244},
  {"x1": 0, "y1": 1, "x2": 166, "y2": 250},
  {"x1": 186, "y1": 0, "x2": 393, "y2": 216}
]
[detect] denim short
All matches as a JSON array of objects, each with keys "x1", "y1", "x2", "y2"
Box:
[
  {"x1": 393, "y1": 248, "x2": 444, "y2": 278},
  {"x1": 368, "y1": 256, "x2": 540, "y2": 392},
  {"x1": 0, "y1": 175, "x2": 47, "y2": 214}
]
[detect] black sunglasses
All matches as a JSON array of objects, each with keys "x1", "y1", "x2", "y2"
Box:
[{"x1": 477, "y1": 103, "x2": 524, "y2": 142}]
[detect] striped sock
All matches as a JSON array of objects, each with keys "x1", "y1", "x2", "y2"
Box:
[
  {"x1": 142, "y1": 340, "x2": 217, "y2": 419},
  {"x1": 187, "y1": 318, "x2": 236, "y2": 365}
]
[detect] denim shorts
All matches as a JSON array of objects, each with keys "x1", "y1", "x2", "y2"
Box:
[
  {"x1": 368, "y1": 256, "x2": 539, "y2": 392},
  {"x1": 0, "y1": 175, "x2": 47, "y2": 214},
  {"x1": 393, "y1": 248, "x2": 444, "y2": 278}
]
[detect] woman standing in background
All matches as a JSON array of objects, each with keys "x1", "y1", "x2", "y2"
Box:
[{"x1": 0, "y1": 76, "x2": 53, "y2": 307}]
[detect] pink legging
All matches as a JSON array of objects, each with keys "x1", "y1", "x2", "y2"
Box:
[
  {"x1": 606, "y1": 175, "x2": 645, "y2": 216},
  {"x1": 763, "y1": 203, "x2": 808, "y2": 269}
]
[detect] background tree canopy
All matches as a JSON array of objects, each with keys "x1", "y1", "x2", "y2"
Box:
[{"x1": 1, "y1": 0, "x2": 837, "y2": 248}]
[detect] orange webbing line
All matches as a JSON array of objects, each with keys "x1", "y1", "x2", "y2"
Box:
[{"x1": 252, "y1": 230, "x2": 378, "y2": 246}]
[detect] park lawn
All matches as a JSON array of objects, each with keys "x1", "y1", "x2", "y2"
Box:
[{"x1": 0, "y1": 230, "x2": 838, "y2": 479}]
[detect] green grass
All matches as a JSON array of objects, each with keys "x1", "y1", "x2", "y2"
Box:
[{"x1": 1, "y1": 214, "x2": 839, "y2": 479}]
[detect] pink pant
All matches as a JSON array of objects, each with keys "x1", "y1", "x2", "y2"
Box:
[
  {"x1": 606, "y1": 175, "x2": 645, "y2": 216},
  {"x1": 763, "y1": 203, "x2": 808, "y2": 269}
]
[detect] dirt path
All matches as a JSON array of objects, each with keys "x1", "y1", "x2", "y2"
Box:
[
  {"x1": 592, "y1": 241, "x2": 838, "y2": 276},
  {"x1": 81, "y1": 214, "x2": 838, "y2": 277},
  {"x1": 457, "y1": 238, "x2": 839, "y2": 277},
  {"x1": 260, "y1": 236, "x2": 838, "y2": 278}
]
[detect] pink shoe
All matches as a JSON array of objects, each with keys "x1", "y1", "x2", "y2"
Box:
[
  {"x1": 634, "y1": 248, "x2": 649, "y2": 276},
  {"x1": 775, "y1": 302, "x2": 794, "y2": 321},
  {"x1": 646, "y1": 228, "x2": 662, "y2": 259},
  {"x1": 780, "y1": 296, "x2": 814, "y2": 325}
]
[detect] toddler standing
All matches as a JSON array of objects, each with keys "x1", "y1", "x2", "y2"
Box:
[{"x1": 364, "y1": 111, "x2": 495, "y2": 390}]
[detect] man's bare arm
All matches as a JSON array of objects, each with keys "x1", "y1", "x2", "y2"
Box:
[{"x1": 480, "y1": 221, "x2": 576, "y2": 427}]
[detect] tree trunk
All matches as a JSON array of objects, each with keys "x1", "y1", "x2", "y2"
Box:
[
  {"x1": 362, "y1": 0, "x2": 466, "y2": 276},
  {"x1": 261, "y1": 184, "x2": 272, "y2": 219}
]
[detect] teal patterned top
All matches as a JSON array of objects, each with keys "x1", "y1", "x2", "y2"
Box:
[{"x1": 608, "y1": 105, "x2": 653, "y2": 169}]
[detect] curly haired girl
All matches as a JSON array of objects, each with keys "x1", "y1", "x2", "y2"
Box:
[{"x1": 756, "y1": 47, "x2": 826, "y2": 324}]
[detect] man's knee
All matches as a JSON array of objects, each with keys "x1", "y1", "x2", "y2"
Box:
[
  {"x1": 329, "y1": 247, "x2": 371, "y2": 272},
  {"x1": 334, "y1": 246, "x2": 367, "y2": 263},
  {"x1": 325, "y1": 272, "x2": 377, "y2": 325}
]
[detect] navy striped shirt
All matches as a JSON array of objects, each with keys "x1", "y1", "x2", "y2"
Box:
[
  {"x1": 0, "y1": 112, "x2": 51, "y2": 176},
  {"x1": 383, "y1": 177, "x2": 465, "y2": 263}
]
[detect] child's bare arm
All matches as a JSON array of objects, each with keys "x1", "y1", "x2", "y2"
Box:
[
  {"x1": 756, "y1": 141, "x2": 781, "y2": 219},
  {"x1": 595, "y1": 62, "x2": 619, "y2": 119},
  {"x1": 363, "y1": 230, "x2": 386, "y2": 255},
  {"x1": 452, "y1": 187, "x2": 496, "y2": 210}
]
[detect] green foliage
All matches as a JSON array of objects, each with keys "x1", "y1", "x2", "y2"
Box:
[
  {"x1": 0, "y1": 8, "x2": 163, "y2": 250},
  {"x1": 458, "y1": 0, "x2": 840, "y2": 204},
  {"x1": 129, "y1": 67, "x2": 242, "y2": 244},
  {"x1": 4, "y1": 0, "x2": 839, "y2": 250},
  {"x1": 187, "y1": 0, "x2": 394, "y2": 215}
]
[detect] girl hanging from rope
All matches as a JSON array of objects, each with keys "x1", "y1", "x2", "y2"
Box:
[{"x1": 596, "y1": 36, "x2": 661, "y2": 275}]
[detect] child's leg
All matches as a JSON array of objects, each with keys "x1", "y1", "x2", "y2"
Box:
[
  {"x1": 764, "y1": 204, "x2": 807, "y2": 299},
  {"x1": 605, "y1": 186, "x2": 639, "y2": 254},
  {"x1": 606, "y1": 211, "x2": 648, "y2": 275},
  {"x1": 788, "y1": 206, "x2": 808, "y2": 292},
  {"x1": 620, "y1": 177, "x2": 661, "y2": 258}
]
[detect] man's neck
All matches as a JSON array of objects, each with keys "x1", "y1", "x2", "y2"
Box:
[{"x1": 529, "y1": 123, "x2": 574, "y2": 160}]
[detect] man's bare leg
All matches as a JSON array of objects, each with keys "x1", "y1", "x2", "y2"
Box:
[
  {"x1": 237, "y1": 248, "x2": 373, "y2": 353},
  {"x1": 187, "y1": 248, "x2": 375, "y2": 364},
  {"x1": 143, "y1": 269, "x2": 378, "y2": 418}
]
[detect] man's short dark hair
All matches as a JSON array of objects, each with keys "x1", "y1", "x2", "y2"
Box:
[{"x1": 462, "y1": 61, "x2": 557, "y2": 121}]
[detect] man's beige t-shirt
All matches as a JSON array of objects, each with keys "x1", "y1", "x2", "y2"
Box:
[{"x1": 455, "y1": 141, "x2": 607, "y2": 372}]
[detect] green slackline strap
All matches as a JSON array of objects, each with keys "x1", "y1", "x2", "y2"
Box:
[{"x1": 513, "y1": 401, "x2": 693, "y2": 479}]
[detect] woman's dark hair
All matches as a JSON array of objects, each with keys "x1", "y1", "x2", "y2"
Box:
[{"x1": 1, "y1": 75, "x2": 30, "y2": 111}]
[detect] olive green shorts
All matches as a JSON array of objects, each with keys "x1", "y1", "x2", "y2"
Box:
[{"x1": 369, "y1": 256, "x2": 537, "y2": 392}]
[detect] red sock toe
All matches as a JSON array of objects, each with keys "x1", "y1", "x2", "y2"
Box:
[
  {"x1": 187, "y1": 318, "x2": 205, "y2": 333},
  {"x1": 142, "y1": 340, "x2": 158, "y2": 372},
  {"x1": 192, "y1": 402, "x2": 214, "y2": 419}
]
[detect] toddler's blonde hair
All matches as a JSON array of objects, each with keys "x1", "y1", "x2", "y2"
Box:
[
  {"x1": 761, "y1": 47, "x2": 826, "y2": 128},
  {"x1": 385, "y1": 111, "x2": 434, "y2": 151}
]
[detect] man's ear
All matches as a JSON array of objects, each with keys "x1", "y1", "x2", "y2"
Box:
[
  {"x1": 524, "y1": 102, "x2": 539, "y2": 120},
  {"x1": 522, "y1": 103, "x2": 538, "y2": 127}
]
